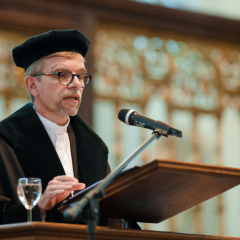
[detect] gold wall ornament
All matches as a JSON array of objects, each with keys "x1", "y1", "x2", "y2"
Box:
[
  {"x1": 0, "y1": 30, "x2": 30, "y2": 115},
  {"x1": 94, "y1": 25, "x2": 240, "y2": 115}
]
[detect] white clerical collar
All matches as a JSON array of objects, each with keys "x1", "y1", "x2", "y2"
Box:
[{"x1": 33, "y1": 106, "x2": 70, "y2": 135}]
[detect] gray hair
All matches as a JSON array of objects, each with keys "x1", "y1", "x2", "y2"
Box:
[{"x1": 24, "y1": 60, "x2": 42, "y2": 103}]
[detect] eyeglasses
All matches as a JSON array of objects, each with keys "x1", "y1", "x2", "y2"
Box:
[{"x1": 32, "y1": 71, "x2": 92, "y2": 88}]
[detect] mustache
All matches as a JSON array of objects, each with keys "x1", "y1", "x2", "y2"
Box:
[{"x1": 59, "y1": 90, "x2": 81, "y2": 99}]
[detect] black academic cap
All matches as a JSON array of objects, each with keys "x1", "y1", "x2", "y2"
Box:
[{"x1": 12, "y1": 29, "x2": 90, "y2": 71}]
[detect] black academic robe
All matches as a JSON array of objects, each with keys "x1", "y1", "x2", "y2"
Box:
[{"x1": 0, "y1": 103, "x2": 109, "y2": 224}]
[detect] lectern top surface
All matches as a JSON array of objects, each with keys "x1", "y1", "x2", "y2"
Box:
[{"x1": 59, "y1": 160, "x2": 240, "y2": 223}]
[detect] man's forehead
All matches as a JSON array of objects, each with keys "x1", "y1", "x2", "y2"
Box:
[
  {"x1": 43, "y1": 55, "x2": 86, "y2": 71},
  {"x1": 47, "y1": 53, "x2": 84, "y2": 62},
  {"x1": 51, "y1": 64, "x2": 87, "y2": 72}
]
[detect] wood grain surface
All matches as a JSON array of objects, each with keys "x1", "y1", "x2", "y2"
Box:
[
  {"x1": 1, "y1": 222, "x2": 240, "y2": 240},
  {"x1": 1, "y1": 0, "x2": 240, "y2": 45}
]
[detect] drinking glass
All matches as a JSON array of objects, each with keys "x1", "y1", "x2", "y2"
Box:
[{"x1": 17, "y1": 178, "x2": 42, "y2": 222}]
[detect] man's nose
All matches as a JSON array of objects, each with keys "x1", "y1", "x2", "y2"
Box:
[{"x1": 68, "y1": 76, "x2": 84, "y2": 88}]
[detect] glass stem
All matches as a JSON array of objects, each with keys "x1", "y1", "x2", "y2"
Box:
[{"x1": 28, "y1": 209, "x2": 32, "y2": 222}]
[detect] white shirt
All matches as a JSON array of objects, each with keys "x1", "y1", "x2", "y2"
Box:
[
  {"x1": 33, "y1": 108, "x2": 74, "y2": 221},
  {"x1": 34, "y1": 108, "x2": 74, "y2": 178}
]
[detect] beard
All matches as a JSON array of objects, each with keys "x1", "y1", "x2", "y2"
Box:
[{"x1": 54, "y1": 90, "x2": 82, "y2": 116}]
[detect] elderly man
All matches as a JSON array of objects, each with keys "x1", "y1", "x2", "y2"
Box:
[{"x1": 0, "y1": 30, "x2": 109, "y2": 224}]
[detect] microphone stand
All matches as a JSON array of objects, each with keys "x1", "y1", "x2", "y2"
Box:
[{"x1": 63, "y1": 129, "x2": 163, "y2": 240}]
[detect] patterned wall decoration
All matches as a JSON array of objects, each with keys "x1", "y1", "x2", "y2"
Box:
[
  {"x1": 94, "y1": 25, "x2": 240, "y2": 115},
  {"x1": 93, "y1": 23, "x2": 240, "y2": 236},
  {"x1": 0, "y1": 30, "x2": 29, "y2": 118}
]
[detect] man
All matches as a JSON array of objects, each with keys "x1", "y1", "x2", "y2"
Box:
[{"x1": 0, "y1": 30, "x2": 109, "y2": 224}]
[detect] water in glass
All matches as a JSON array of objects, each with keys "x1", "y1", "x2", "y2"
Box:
[
  {"x1": 17, "y1": 184, "x2": 41, "y2": 210},
  {"x1": 17, "y1": 178, "x2": 42, "y2": 221}
]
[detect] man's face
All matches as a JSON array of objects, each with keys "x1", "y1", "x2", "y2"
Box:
[{"x1": 34, "y1": 54, "x2": 86, "y2": 121}]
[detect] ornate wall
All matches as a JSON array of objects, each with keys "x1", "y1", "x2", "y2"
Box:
[{"x1": 0, "y1": 29, "x2": 29, "y2": 120}]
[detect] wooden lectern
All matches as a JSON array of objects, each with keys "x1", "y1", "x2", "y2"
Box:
[
  {"x1": 2, "y1": 159, "x2": 240, "y2": 240},
  {"x1": 59, "y1": 159, "x2": 240, "y2": 223}
]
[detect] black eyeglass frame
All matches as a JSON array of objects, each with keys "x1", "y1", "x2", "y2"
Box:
[{"x1": 32, "y1": 71, "x2": 92, "y2": 88}]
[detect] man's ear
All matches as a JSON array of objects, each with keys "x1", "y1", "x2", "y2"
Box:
[{"x1": 25, "y1": 76, "x2": 39, "y2": 97}]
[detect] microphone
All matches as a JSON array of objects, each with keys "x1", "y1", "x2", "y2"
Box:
[{"x1": 118, "y1": 109, "x2": 182, "y2": 138}]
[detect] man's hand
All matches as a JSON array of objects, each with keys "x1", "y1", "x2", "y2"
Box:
[{"x1": 38, "y1": 175, "x2": 85, "y2": 213}]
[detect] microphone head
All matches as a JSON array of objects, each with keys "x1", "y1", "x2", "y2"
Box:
[
  {"x1": 118, "y1": 109, "x2": 131, "y2": 123},
  {"x1": 169, "y1": 127, "x2": 182, "y2": 138}
]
